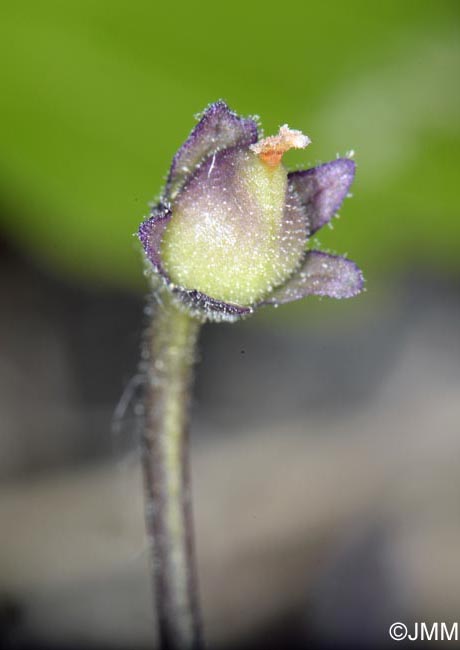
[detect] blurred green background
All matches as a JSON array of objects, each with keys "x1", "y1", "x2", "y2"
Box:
[{"x1": 1, "y1": 0, "x2": 459, "y2": 294}]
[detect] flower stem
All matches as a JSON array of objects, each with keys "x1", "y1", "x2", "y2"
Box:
[{"x1": 141, "y1": 292, "x2": 203, "y2": 650}]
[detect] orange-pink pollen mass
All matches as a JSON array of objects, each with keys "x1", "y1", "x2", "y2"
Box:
[{"x1": 250, "y1": 125, "x2": 311, "y2": 168}]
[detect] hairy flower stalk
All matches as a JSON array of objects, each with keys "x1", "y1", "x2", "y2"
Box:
[
  {"x1": 138, "y1": 101, "x2": 364, "y2": 649},
  {"x1": 142, "y1": 293, "x2": 202, "y2": 650}
]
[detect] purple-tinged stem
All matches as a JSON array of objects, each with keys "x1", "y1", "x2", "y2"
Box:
[{"x1": 141, "y1": 292, "x2": 203, "y2": 650}]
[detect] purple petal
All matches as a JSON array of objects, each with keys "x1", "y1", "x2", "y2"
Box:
[
  {"x1": 262, "y1": 251, "x2": 364, "y2": 305},
  {"x1": 288, "y1": 158, "x2": 355, "y2": 235},
  {"x1": 166, "y1": 100, "x2": 259, "y2": 199},
  {"x1": 138, "y1": 204, "x2": 172, "y2": 274}
]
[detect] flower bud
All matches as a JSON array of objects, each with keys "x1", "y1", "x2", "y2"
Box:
[
  {"x1": 161, "y1": 133, "x2": 308, "y2": 305},
  {"x1": 139, "y1": 101, "x2": 363, "y2": 321}
]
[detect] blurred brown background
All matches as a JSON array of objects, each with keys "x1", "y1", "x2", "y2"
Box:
[{"x1": 1, "y1": 1, "x2": 460, "y2": 648}]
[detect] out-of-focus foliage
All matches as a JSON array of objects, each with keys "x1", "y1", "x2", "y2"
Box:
[{"x1": 0, "y1": 0, "x2": 459, "y2": 291}]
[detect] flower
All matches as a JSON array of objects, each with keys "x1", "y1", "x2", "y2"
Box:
[{"x1": 139, "y1": 101, "x2": 364, "y2": 321}]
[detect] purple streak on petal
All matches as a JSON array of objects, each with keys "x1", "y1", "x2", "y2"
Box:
[
  {"x1": 166, "y1": 100, "x2": 259, "y2": 199},
  {"x1": 173, "y1": 288, "x2": 252, "y2": 319},
  {"x1": 262, "y1": 251, "x2": 364, "y2": 305},
  {"x1": 282, "y1": 179, "x2": 311, "y2": 248},
  {"x1": 288, "y1": 158, "x2": 355, "y2": 235},
  {"x1": 138, "y1": 204, "x2": 172, "y2": 274}
]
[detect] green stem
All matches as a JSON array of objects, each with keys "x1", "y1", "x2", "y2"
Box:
[{"x1": 142, "y1": 292, "x2": 203, "y2": 650}]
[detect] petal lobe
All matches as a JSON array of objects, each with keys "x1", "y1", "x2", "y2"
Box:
[
  {"x1": 262, "y1": 250, "x2": 364, "y2": 305},
  {"x1": 288, "y1": 158, "x2": 355, "y2": 235},
  {"x1": 166, "y1": 100, "x2": 259, "y2": 199}
]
